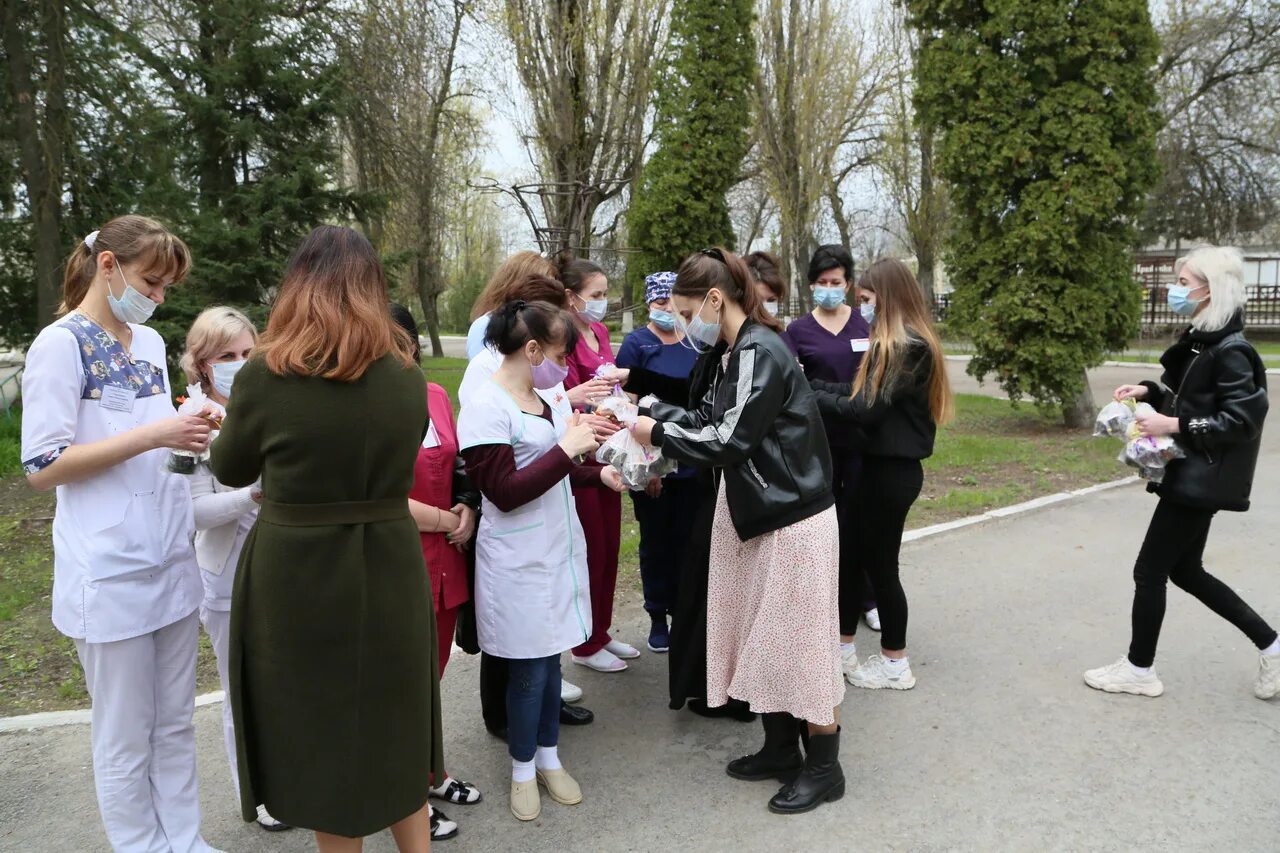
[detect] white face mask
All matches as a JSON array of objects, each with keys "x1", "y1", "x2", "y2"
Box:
[
  {"x1": 106, "y1": 267, "x2": 158, "y2": 325},
  {"x1": 763, "y1": 300, "x2": 779, "y2": 317},
  {"x1": 210, "y1": 360, "x2": 247, "y2": 398},
  {"x1": 579, "y1": 298, "x2": 608, "y2": 323}
]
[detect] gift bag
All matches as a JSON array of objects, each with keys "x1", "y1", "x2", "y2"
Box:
[
  {"x1": 165, "y1": 385, "x2": 221, "y2": 475},
  {"x1": 1093, "y1": 399, "x2": 1184, "y2": 484},
  {"x1": 593, "y1": 394, "x2": 677, "y2": 489}
]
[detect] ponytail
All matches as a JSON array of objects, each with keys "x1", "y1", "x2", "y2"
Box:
[
  {"x1": 59, "y1": 215, "x2": 192, "y2": 314},
  {"x1": 554, "y1": 252, "x2": 605, "y2": 296},
  {"x1": 673, "y1": 248, "x2": 784, "y2": 333}
]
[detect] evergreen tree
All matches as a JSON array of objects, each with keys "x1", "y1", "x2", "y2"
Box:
[
  {"x1": 627, "y1": 0, "x2": 755, "y2": 296},
  {"x1": 907, "y1": 0, "x2": 1161, "y2": 425}
]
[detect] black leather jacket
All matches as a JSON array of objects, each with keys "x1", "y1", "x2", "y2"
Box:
[
  {"x1": 649, "y1": 320, "x2": 834, "y2": 540},
  {"x1": 1139, "y1": 313, "x2": 1268, "y2": 512}
]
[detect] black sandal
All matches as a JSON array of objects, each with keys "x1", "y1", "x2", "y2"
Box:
[
  {"x1": 429, "y1": 806, "x2": 459, "y2": 840},
  {"x1": 431, "y1": 777, "x2": 483, "y2": 805}
]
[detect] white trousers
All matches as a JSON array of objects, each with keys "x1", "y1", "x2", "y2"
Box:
[
  {"x1": 75, "y1": 611, "x2": 213, "y2": 853},
  {"x1": 198, "y1": 607, "x2": 239, "y2": 801}
]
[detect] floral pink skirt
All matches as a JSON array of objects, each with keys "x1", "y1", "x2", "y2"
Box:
[{"x1": 705, "y1": 482, "x2": 844, "y2": 725}]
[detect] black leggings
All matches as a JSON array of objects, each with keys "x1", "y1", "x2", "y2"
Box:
[
  {"x1": 1128, "y1": 499, "x2": 1277, "y2": 668},
  {"x1": 849, "y1": 456, "x2": 923, "y2": 651},
  {"x1": 832, "y1": 445, "x2": 876, "y2": 635}
]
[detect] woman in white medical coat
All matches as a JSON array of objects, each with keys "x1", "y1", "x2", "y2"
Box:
[
  {"x1": 20, "y1": 215, "x2": 217, "y2": 853},
  {"x1": 179, "y1": 306, "x2": 289, "y2": 833},
  {"x1": 458, "y1": 299, "x2": 624, "y2": 823}
]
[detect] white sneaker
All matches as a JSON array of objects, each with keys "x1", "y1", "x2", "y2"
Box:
[
  {"x1": 1083, "y1": 657, "x2": 1164, "y2": 697},
  {"x1": 604, "y1": 639, "x2": 641, "y2": 660},
  {"x1": 1255, "y1": 653, "x2": 1280, "y2": 700},
  {"x1": 863, "y1": 608, "x2": 881, "y2": 632},
  {"x1": 849, "y1": 654, "x2": 916, "y2": 690},
  {"x1": 840, "y1": 644, "x2": 858, "y2": 683},
  {"x1": 571, "y1": 648, "x2": 628, "y2": 672},
  {"x1": 561, "y1": 679, "x2": 584, "y2": 703}
]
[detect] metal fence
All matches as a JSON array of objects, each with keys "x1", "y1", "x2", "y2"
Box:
[{"x1": 1136, "y1": 253, "x2": 1280, "y2": 328}]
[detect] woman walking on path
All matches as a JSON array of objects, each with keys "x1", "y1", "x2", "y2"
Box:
[
  {"x1": 21, "y1": 215, "x2": 218, "y2": 852},
  {"x1": 211, "y1": 226, "x2": 442, "y2": 851},
  {"x1": 459, "y1": 300, "x2": 625, "y2": 822},
  {"x1": 559, "y1": 255, "x2": 637, "y2": 673},
  {"x1": 615, "y1": 271, "x2": 700, "y2": 653},
  {"x1": 182, "y1": 307, "x2": 289, "y2": 834},
  {"x1": 808, "y1": 259, "x2": 953, "y2": 691},
  {"x1": 1083, "y1": 246, "x2": 1280, "y2": 700},
  {"x1": 632, "y1": 248, "x2": 845, "y2": 815},
  {"x1": 783, "y1": 245, "x2": 879, "y2": 679}
]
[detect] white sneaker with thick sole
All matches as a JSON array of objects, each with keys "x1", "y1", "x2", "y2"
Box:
[
  {"x1": 849, "y1": 654, "x2": 916, "y2": 690},
  {"x1": 604, "y1": 639, "x2": 641, "y2": 660},
  {"x1": 571, "y1": 648, "x2": 628, "y2": 672},
  {"x1": 840, "y1": 644, "x2": 858, "y2": 683},
  {"x1": 1083, "y1": 657, "x2": 1164, "y2": 697},
  {"x1": 863, "y1": 608, "x2": 881, "y2": 632},
  {"x1": 1255, "y1": 653, "x2": 1280, "y2": 700},
  {"x1": 561, "y1": 679, "x2": 584, "y2": 703}
]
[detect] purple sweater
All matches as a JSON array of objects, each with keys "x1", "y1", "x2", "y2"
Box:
[{"x1": 784, "y1": 310, "x2": 871, "y2": 447}]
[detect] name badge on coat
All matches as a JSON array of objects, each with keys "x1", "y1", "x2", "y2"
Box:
[
  {"x1": 850, "y1": 339, "x2": 870, "y2": 353},
  {"x1": 422, "y1": 422, "x2": 441, "y2": 449},
  {"x1": 100, "y1": 385, "x2": 138, "y2": 412}
]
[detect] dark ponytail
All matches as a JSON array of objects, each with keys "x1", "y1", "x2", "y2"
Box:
[
  {"x1": 554, "y1": 252, "x2": 605, "y2": 295},
  {"x1": 673, "y1": 248, "x2": 783, "y2": 333},
  {"x1": 484, "y1": 299, "x2": 581, "y2": 355},
  {"x1": 388, "y1": 302, "x2": 421, "y2": 363}
]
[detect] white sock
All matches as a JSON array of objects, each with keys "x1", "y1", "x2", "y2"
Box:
[
  {"x1": 1126, "y1": 658, "x2": 1151, "y2": 676},
  {"x1": 884, "y1": 656, "x2": 908, "y2": 668},
  {"x1": 512, "y1": 758, "x2": 535, "y2": 783},
  {"x1": 430, "y1": 774, "x2": 452, "y2": 794},
  {"x1": 535, "y1": 745, "x2": 562, "y2": 771},
  {"x1": 1261, "y1": 638, "x2": 1280, "y2": 657},
  {"x1": 840, "y1": 641, "x2": 856, "y2": 654}
]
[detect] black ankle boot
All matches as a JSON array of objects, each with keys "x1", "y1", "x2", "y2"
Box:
[
  {"x1": 768, "y1": 727, "x2": 844, "y2": 814},
  {"x1": 726, "y1": 713, "x2": 804, "y2": 782}
]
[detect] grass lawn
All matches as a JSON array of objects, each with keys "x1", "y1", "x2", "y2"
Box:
[{"x1": 0, "y1": 390, "x2": 1125, "y2": 715}]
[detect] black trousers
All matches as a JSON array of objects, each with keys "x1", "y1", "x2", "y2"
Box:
[
  {"x1": 831, "y1": 444, "x2": 876, "y2": 635},
  {"x1": 631, "y1": 477, "x2": 701, "y2": 617},
  {"x1": 1128, "y1": 499, "x2": 1277, "y2": 668},
  {"x1": 848, "y1": 456, "x2": 923, "y2": 651},
  {"x1": 480, "y1": 652, "x2": 509, "y2": 733}
]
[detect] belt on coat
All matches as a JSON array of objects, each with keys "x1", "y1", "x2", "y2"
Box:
[{"x1": 258, "y1": 498, "x2": 409, "y2": 527}]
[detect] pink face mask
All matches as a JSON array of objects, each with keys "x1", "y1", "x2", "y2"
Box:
[{"x1": 531, "y1": 351, "x2": 569, "y2": 389}]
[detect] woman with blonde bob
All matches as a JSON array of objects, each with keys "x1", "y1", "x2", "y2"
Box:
[
  {"x1": 809, "y1": 258, "x2": 953, "y2": 691},
  {"x1": 210, "y1": 226, "x2": 444, "y2": 851},
  {"x1": 181, "y1": 308, "x2": 290, "y2": 833},
  {"x1": 465, "y1": 251, "x2": 559, "y2": 358},
  {"x1": 1085, "y1": 245, "x2": 1279, "y2": 700}
]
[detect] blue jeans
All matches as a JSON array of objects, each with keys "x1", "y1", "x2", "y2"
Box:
[{"x1": 505, "y1": 654, "x2": 561, "y2": 762}]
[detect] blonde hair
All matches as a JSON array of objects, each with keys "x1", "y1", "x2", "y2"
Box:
[
  {"x1": 60, "y1": 215, "x2": 191, "y2": 314},
  {"x1": 470, "y1": 251, "x2": 558, "y2": 320},
  {"x1": 181, "y1": 306, "x2": 259, "y2": 392},
  {"x1": 1177, "y1": 246, "x2": 1247, "y2": 333},
  {"x1": 851, "y1": 258, "x2": 953, "y2": 425}
]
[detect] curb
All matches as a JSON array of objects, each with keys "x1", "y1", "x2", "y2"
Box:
[
  {"x1": 945, "y1": 353, "x2": 1280, "y2": 376},
  {"x1": 1, "y1": 690, "x2": 226, "y2": 734}
]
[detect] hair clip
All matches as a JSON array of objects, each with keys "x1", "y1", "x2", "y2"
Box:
[
  {"x1": 84, "y1": 230, "x2": 100, "y2": 250},
  {"x1": 700, "y1": 247, "x2": 726, "y2": 263}
]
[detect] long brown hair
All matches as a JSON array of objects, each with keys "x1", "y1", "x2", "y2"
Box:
[
  {"x1": 257, "y1": 226, "x2": 414, "y2": 381},
  {"x1": 744, "y1": 251, "x2": 787, "y2": 302},
  {"x1": 851, "y1": 258, "x2": 952, "y2": 424},
  {"x1": 470, "y1": 251, "x2": 558, "y2": 320},
  {"x1": 507, "y1": 274, "x2": 569, "y2": 309},
  {"x1": 60, "y1": 215, "x2": 191, "y2": 314},
  {"x1": 672, "y1": 248, "x2": 783, "y2": 333}
]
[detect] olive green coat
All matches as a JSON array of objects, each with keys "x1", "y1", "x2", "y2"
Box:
[{"x1": 210, "y1": 354, "x2": 443, "y2": 838}]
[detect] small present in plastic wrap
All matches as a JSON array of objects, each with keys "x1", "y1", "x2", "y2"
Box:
[
  {"x1": 165, "y1": 384, "x2": 221, "y2": 475},
  {"x1": 593, "y1": 394, "x2": 677, "y2": 489},
  {"x1": 1093, "y1": 399, "x2": 1184, "y2": 483}
]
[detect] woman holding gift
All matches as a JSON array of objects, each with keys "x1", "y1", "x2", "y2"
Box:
[
  {"x1": 615, "y1": 271, "x2": 700, "y2": 653},
  {"x1": 808, "y1": 259, "x2": 953, "y2": 691},
  {"x1": 784, "y1": 244, "x2": 879, "y2": 679},
  {"x1": 211, "y1": 226, "x2": 443, "y2": 850},
  {"x1": 21, "y1": 215, "x2": 218, "y2": 852},
  {"x1": 459, "y1": 299, "x2": 625, "y2": 822},
  {"x1": 1083, "y1": 245, "x2": 1279, "y2": 700},
  {"x1": 181, "y1": 306, "x2": 290, "y2": 833},
  {"x1": 558, "y1": 254, "x2": 636, "y2": 672},
  {"x1": 632, "y1": 248, "x2": 844, "y2": 815}
]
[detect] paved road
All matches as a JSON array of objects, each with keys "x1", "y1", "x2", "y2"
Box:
[{"x1": 3, "y1": 362, "x2": 1278, "y2": 852}]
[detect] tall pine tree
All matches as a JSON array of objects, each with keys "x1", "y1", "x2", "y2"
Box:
[
  {"x1": 908, "y1": 0, "x2": 1160, "y2": 425},
  {"x1": 627, "y1": 0, "x2": 754, "y2": 297}
]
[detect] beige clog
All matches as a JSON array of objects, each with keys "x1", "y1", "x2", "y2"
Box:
[
  {"x1": 510, "y1": 778, "x2": 541, "y2": 821},
  {"x1": 535, "y1": 767, "x2": 583, "y2": 805}
]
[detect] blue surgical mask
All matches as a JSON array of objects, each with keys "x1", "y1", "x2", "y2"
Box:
[
  {"x1": 106, "y1": 267, "x2": 158, "y2": 325},
  {"x1": 1167, "y1": 285, "x2": 1204, "y2": 317},
  {"x1": 677, "y1": 295, "x2": 721, "y2": 352},
  {"x1": 210, "y1": 360, "x2": 246, "y2": 398},
  {"x1": 860, "y1": 302, "x2": 876, "y2": 325},
  {"x1": 813, "y1": 286, "x2": 846, "y2": 310},
  {"x1": 649, "y1": 309, "x2": 676, "y2": 331},
  {"x1": 579, "y1": 298, "x2": 608, "y2": 323}
]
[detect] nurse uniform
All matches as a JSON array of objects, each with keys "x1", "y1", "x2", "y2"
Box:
[{"x1": 21, "y1": 313, "x2": 211, "y2": 853}]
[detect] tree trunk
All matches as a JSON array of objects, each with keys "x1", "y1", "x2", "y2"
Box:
[
  {"x1": 916, "y1": 131, "x2": 937, "y2": 306},
  {"x1": 416, "y1": 254, "x2": 445, "y2": 359},
  {"x1": 1062, "y1": 368, "x2": 1096, "y2": 429},
  {"x1": 3, "y1": 0, "x2": 68, "y2": 326}
]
